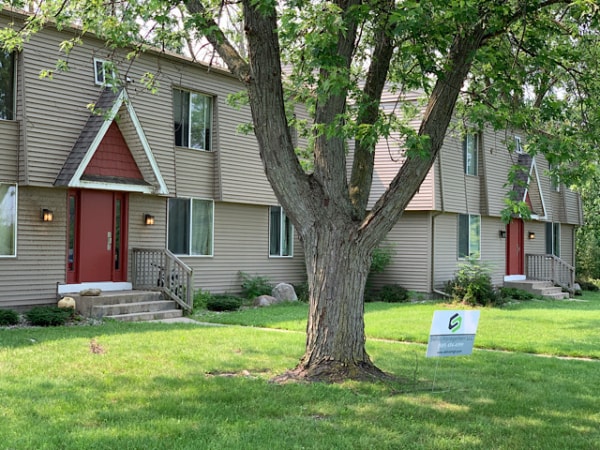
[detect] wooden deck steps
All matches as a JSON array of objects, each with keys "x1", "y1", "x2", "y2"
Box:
[
  {"x1": 69, "y1": 290, "x2": 183, "y2": 322},
  {"x1": 503, "y1": 280, "x2": 570, "y2": 300}
]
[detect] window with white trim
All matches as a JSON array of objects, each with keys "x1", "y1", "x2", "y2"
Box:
[
  {"x1": 545, "y1": 222, "x2": 560, "y2": 257},
  {"x1": 269, "y1": 206, "x2": 293, "y2": 257},
  {"x1": 167, "y1": 198, "x2": 214, "y2": 256},
  {"x1": 93, "y1": 58, "x2": 116, "y2": 86},
  {"x1": 514, "y1": 136, "x2": 524, "y2": 154},
  {"x1": 0, "y1": 49, "x2": 15, "y2": 120},
  {"x1": 0, "y1": 183, "x2": 17, "y2": 257},
  {"x1": 458, "y1": 214, "x2": 480, "y2": 259},
  {"x1": 173, "y1": 88, "x2": 212, "y2": 151},
  {"x1": 463, "y1": 133, "x2": 478, "y2": 176}
]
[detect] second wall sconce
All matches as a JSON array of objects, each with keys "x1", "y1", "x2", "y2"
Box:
[
  {"x1": 144, "y1": 214, "x2": 155, "y2": 226},
  {"x1": 42, "y1": 208, "x2": 54, "y2": 222},
  {"x1": 528, "y1": 231, "x2": 536, "y2": 240}
]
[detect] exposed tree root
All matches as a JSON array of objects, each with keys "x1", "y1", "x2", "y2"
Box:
[{"x1": 271, "y1": 360, "x2": 395, "y2": 384}]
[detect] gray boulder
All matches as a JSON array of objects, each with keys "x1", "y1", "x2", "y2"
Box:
[
  {"x1": 253, "y1": 295, "x2": 278, "y2": 307},
  {"x1": 271, "y1": 283, "x2": 298, "y2": 302}
]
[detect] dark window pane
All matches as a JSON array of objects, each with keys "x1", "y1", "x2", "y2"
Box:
[
  {"x1": 458, "y1": 214, "x2": 469, "y2": 258},
  {"x1": 0, "y1": 50, "x2": 15, "y2": 121},
  {"x1": 168, "y1": 198, "x2": 190, "y2": 254}
]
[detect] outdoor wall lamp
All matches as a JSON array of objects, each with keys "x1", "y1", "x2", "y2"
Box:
[
  {"x1": 528, "y1": 231, "x2": 536, "y2": 240},
  {"x1": 144, "y1": 214, "x2": 155, "y2": 226},
  {"x1": 42, "y1": 208, "x2": 54, "y2": 222},
  {"x1": 499, "y1": 230, "x2": 506, "y2": 239}
]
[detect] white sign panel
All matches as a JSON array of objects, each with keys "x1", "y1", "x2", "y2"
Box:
[{"x1": 426, "y1": 310, "x2": 480, "y2": 358}]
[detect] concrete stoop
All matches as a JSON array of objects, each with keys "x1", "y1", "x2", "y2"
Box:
[
  {"x1": 69, "y1": 290, "x2": 183, "y2": 322},
  {"x1": 503, "y1": 280, "x2": 570, "y2": 300}
]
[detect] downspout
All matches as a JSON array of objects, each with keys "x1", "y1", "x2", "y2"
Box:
[{"x1": 430, "y1": 149, "x2": 446, "y2": 295}]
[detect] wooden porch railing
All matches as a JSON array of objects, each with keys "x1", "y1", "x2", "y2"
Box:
[
  {"x1": 132, "y1": 248, "x2": 194, "y2": 311},
  {"x1": 525, "y1": 253, "x2": 575, "y2": 295}
]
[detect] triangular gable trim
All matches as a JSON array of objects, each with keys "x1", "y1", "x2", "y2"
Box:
[
  {"x1": 63, "y1": 89, "x2": 168, "y2": 194},
  {"x1": 522, "y1": 157, "x2": 547, "y2": 220}
]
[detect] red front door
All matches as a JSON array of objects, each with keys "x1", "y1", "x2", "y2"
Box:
[
  {"x1": 506, "y1": 219, "x2": 524, "y2": 276},
  {"x1": 67, "y1": 190, "x2": 128, "y2": 283}
]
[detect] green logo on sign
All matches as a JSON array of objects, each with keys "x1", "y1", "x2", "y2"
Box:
[{"x1": 448, "y1": 313, "x2": 462, "y2": 333}]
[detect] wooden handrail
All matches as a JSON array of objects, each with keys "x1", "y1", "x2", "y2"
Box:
[
  {"x1": 525, "y1": 253, "x2": 575, "y2": 296},
  {"x1": 132, "y1": 248, "x2": 194, "y2": 311}
]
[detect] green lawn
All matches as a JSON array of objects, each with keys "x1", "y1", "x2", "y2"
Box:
[{"x1": 1, "y1": 293, "x2": 599, "y2": 449}]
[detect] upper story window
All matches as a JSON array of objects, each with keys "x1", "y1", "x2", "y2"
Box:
[
  {"x1": 269, "y1": 206, "x2": 293, "y2": 257},
  {"x1": 0, "y1": 50, "x2": 15, "y2": 121},
  {"x1": 463, "y1": 133, "x2": 478, "y2": 176},
  {"x1": 514, "y1": 136, "x2": 524, "y2": 154},
  {"x1": 458, "y1": 214, "x2": 480, "y2": 259},
  {"x1": 173, "y1": 88, "x2": 212, "y2": 151},
  {"x1": 0, "y1": 183, "x2": 17, "y2": 257},
  {"x1": 94, "y1": 58, "x2": 116, "y2": 86},
  {"x1": 167, "y1": 197, "x2": 214, "y2": 256}
]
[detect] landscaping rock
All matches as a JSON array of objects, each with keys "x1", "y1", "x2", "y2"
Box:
[
  {"x1": 272, "y1": 283, "x2": 298, "y2": 302},
  {"x1": 57, "y1": 296, "x2": 76, "y2": 309},
  {"x1": 253, "y1": 295, "x2": 278, "y2": 307},
  {"x1": 80, "y1": 289, "x2": 102, "y2": 296}
]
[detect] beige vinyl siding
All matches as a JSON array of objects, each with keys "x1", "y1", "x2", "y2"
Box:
[
  {"x1": 523, "y1": 220, "x2": 547, "y2": 256},
  {"x1": 480, "y1": 127, "x2": 517, "y2": 217},
  {"x1": 563, "y1": 190, "x2": 584, "y2": 225},
  {"x1": 480, "y1": 217, "x2": 508, "y2": 286},
  {"x1": 0, "y1": 186, "x2": 66, "y2": 309},
  {"x1": 0, "y1": 121, "x2": 18, "y2": 181},
  {"x1": 432, "y1": 213, "x2": 458, "y2": 288},
  {"x1": 173, "y1": 148, "x2": 215, "y2": 199},
  {"x1": 436, "y1": 132, "x2": 481, "y2": 214},
  {"x1": 560, "y1": 224, "x2": 576, "y2": 267},
  {"x1": 170, "y1": 202, "x2": 305, "y2": 294},
  {"x1": 369, "y1": 211, "x2": 431, "y2": 292}
]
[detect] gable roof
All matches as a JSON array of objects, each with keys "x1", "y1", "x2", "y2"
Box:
[
  {"x1": 513, "y1": 153, "x2": 546, "y2": 219},
  {"x1": 54, "y1": 88, "x2": 168, "y2": 194}
]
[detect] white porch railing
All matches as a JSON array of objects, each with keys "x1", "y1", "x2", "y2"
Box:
[
  {"x1": 525, "y1": 253, "x2": 575, "y2": 295},
  {"x1": 132, "y1": 248, "x2": 194, "y2": 311}
]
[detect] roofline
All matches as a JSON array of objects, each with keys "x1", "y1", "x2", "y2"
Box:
[{"x1": 0, "y1": 6, "x2": 237, "y2": 80}]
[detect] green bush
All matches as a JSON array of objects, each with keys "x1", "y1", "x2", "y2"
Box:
[
  {"x1": 25, "y1": 306, "x2": 73, "y2": 327},
  {"x1": 206, "y1": 294, "x2": 243, "y2": 312},
  {"x1": 577, "y1": 280, "x2": 599, "y2": 292},
  {"x1": 366, "y1": 244, "x2": 395, "y2": 299},
  {"x1": 376, "y1": 284, "x2": 409, "y2": 303},
  {"x1": 239, "y1": 272, "x2": 273, "y2": 299},
  {"x1": 293, "y1": 282, "x2": 309, "y2": 302},
  {"x1": 498, "y1": 287, "x2": 535, "y2": 301},
  {"x1": 0, "y1": 309, "x2": 20, "y2": 326},
  {"x1": 446, "y1": 260, "x2": 497, "y2": 306},
  {"x1": 193, "y1": 289, "x2": 214, "y2": 310}
]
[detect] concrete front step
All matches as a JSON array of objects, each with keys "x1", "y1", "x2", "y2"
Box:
[
  {"x1": 504, "y1": 280, "x2": 570, "y2": 300},
  {"x1": 104, "y1": 309, "x2": 184, "y2": 322},
  {"x1": 92, "y1": 300, "x2": 179, "y2": 319},
  {"x1": 67, "y1": 290, "x2": 185, "y2": 321}
]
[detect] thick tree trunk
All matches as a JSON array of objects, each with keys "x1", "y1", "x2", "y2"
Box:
[{"x1": 274, "y1": 223, "x2": 389, "y2": 383}]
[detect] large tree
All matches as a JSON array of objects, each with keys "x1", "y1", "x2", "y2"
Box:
[{"x1": 3, "y1": 0, "x2": 599, "y2": 381}]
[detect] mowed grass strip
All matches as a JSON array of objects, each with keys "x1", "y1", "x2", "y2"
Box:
[
  {"x1": 194, "y1": 291, "x2": 600, "y2": 359},
  {"x1": 0, "y1": 293, "x2": 598, "y2": 449}
]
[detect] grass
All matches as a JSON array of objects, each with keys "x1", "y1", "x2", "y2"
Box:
[{"x1": 0, "y1": 293, "x2": 598, "y2": 449}]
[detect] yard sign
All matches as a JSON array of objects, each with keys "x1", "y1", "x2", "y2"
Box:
[{"x1": 426, "y1": 310, "x2": 480, "y2": 357}]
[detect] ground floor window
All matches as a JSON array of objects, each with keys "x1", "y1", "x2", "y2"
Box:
[
  {"x1": 168, "y1": 198, "x2": 213, "y2": 256},
  {"x1": 0, "y1": 183, "x2": 16, "y2": 257},
  {"x1": 269, "y1": 206, "x2": 293, "y2": 257},
  {"x1": 545, "y1": 222, "x2": 560, "y2": 257},
  {"x1": 458, "y1": 214, "x2": 480, "y2": 259}
]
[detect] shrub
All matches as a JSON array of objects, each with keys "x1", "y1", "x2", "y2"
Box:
[
  {"x1": 293, "y1": 282, "x2": 309, "y2": 302},
  {"x1": 446, "y1": 260, "x2": 497, "y2": 306},
  {"x1": 498, "y1": 287, "x2": 535, "y2": 301},
  {"x1": 366, "y1": 243, "x2": 395, "y2": 298},
  {"x1": 577, "y1": 280, "x2": 599, "y2": 292},
  {"x1": 239, "y1": 272, "x2": 273, "y2": 299},
  {"x1": 193, "y1": 289, "x2": 214, "y2": 310},
  {"x1": 25, "y1": 306, "x2": 73, "y2": 326},
  {"x1": 376, "y1": 284, "x2": 409, "y2": 303},
  {"x1": 206, "y1": 294, "x2": 243, "y2": 312},
  {"x1": 0, "y1": 309, "x2": 19, "y2": 326}
]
